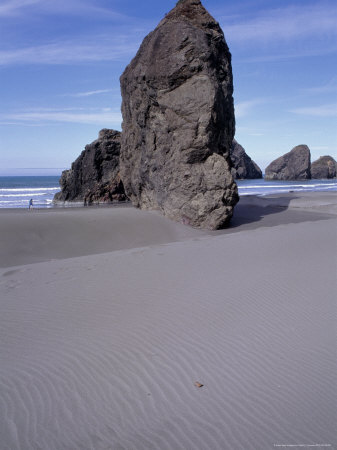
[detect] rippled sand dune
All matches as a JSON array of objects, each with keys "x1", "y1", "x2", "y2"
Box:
[{"x1": 0, "y1": 193, "x2": 336, "y2": 449}]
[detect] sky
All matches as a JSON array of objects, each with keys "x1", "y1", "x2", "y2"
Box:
[{"x1": 0, "y1": 0, "x2": 336, "y2": 175}]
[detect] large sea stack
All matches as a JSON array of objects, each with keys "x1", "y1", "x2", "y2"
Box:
[
  {"x1": 311, "y1": 156, "x2": 337, "y2": 179},
  {"x1": 54, "y1": 129, "x2": 127, "y2": 204},
  {"x1": 120, "y1": 0, "x2": 238, "y2": 229},
  {"x1": 230, "y1": 139, "x2": 262, "y2": 179},
  {"x1": 265, "y1": 145, "x2": 311, "y2": 181}
]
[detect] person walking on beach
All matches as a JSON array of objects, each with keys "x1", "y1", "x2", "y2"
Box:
[{"x1": 29, "y1": 198, "x2": 33, "y2": 210}]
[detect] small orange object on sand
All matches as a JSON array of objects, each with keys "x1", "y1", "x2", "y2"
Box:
[{"x1": 194, "y1": 382, "x2": 204, "y2": 388}]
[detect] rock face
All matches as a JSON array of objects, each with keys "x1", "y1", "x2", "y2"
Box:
[
  {"x1": 265, "y1": 145, "x2": 311, "y2": 180},
  {"x1": 311, "y1": 156, "x2": 337, "y2": 179},
  {"x1": 119, "y1": 0, "x2": 238, "y2": 229},
  {"x1": 230, "y1": 139, "x2": 262, "y2": 179},
  {"x1": 54, "y1": 129, "x2": 127, "y2": 204}
]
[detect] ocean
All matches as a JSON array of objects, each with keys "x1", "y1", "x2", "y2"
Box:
[
  {"x1": 0, "y1": 176, "x2": 60, "y2": 209},
  {"x1": 237, "y1": 178, "x2": 337, "y2": 196},
  {"x1": 0, "y1": 176, "x2": 336, "y2": 208}
]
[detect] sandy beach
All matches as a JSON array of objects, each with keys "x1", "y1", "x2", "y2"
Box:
[{"x1": 0, "y1": 192, "x2": 336, "y2": 449}]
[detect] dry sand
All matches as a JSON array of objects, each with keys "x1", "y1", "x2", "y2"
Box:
[{"x1": 0, "y1": 192, "x2": 336, "y2": 449}]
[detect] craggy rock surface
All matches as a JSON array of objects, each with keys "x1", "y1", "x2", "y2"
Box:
[
  {"x1": 265, "y1": 145, "x2": 311, "y2": 181},
  {"x1": 54, "y1": 129, "x2": 127, "y2": 204},
  {"x1": 311, "y1": 156, "x2": 337, "y2": 179},
  {"x1": 230, "y1": 139, "x2": 262, "y2": 179},
  {"x1": 120, "y1": 0, "x2": 238, "y2": 229}
]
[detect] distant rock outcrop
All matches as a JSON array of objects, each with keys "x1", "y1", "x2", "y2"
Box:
[
  {"x1": 54, "y1": 129, "x2": 127, "y2": 204},
  {"x1": 265, "y1": 145, "x2": 311, "y2": 181},
  {"x1": 230, "y1": 139, "x2": 262, "y2": 179},
  {"x1": 311, "y1": 156, "x2": 337, "y2": 179},
  {"x1": 119, "y1": 0, "x2": 238, "y2": 229}
]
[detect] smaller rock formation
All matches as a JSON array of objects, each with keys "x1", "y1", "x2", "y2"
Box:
[
  {"x1": 311, "y1": 156, "x2": 337, "y2": 179},
  {"x1": 265, "y1": 145, "x2": 311, "y2": 180},
  {"x1": 54, "y1": 129, "x2": 127, "y2": 204},
  {"x1": 230, "y1": 139, "x2": 262, "y2": 179}
]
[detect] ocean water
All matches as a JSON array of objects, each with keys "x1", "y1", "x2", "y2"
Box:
[
  {"x1": 0, "y1": 176, "x2": 336, "y2": 208},
  {"x1": 237, "y1": 178, "x2": 337, "y2": 196},
  {"x1": 0, "y1": 176, "x2": 60, "y2": 208}
]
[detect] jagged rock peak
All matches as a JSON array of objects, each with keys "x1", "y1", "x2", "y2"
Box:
[{"x1": 161, "y1": 0, "x2": 222, "y2": 32}]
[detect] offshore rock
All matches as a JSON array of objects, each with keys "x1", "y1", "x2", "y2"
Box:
[
  {"x1": 311, "y1": 156, "x2": 337, "y2": 179},
  {"x1": 265, "y1": 145, "x2": 311, "y2": 181},
  {"x1": 230, "y1": 139, "x2": 262, "y2": 179},
  {"x1": 54, "y1": 129, "x2": 127, "y2": 204},
  {"x1": 120, "y1": 0, "x2": 238, "y2": 229}
]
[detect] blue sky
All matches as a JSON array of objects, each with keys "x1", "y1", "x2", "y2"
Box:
[{"x1": 0, "y1": 0, "x2": 336, "y2": 175}]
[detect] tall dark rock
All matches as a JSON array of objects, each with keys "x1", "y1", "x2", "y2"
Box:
[
  {"x1": 54, "y1": 129, "x2": 127, "y2": 204},
  {"x1": 230, "y1": 139, "x2": 262, "y2": 179},
  {"x1": 311, "y1": 156, "x2": 337, "y2": 179},
  {"x1": 119, "y1": 0, "x2": 238, "y2": 229},
  {"x1": 265, "y1": 145, "x2": 311, "y2": 181}
]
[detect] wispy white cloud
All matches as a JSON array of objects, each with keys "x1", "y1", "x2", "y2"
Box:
[
  {"x1": 0, "y1": 0, "x2": 128, "y2": 20},
  {"x1": 303, "y1": 78, "x2": 337, "y2": 95},
  {"x1": 0, "y1": 121, "x2": 54, "y2": 127},
  {"x1": 0, "y1": 0, "x2": 42, "y2": 16},
  {"x1": 0, "y1": 107, "x2": 122, "y2": 126},
  {"x1": 235, "y1": 99, "x2": 266, "y2": 118},
  {"x1": 65, "y1": 89, "x2": 114, "y2": 97},
  {"x1": 42, "y1": 0, "x2": 129, "y2": 20},
  {"x1": 290, "y1": 103, "x2": 337, "y2": 117},
  {"x1": 222, "y1": 3, "x2": 337, "y2": 43},
  {"x1": 20, "y1": 107, "x2": 87, "y2": 112},
  {"x1": 0, "y1": 37, "x2": 139, "y2": 66},
  {"x1": 235, "y1": 44, "x2": 337, "y2": 64},
  {"x1": 235, "y1": 44, "x2": 337, "y2": 63}
]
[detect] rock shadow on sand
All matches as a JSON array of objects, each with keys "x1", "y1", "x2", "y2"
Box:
[{"x1": 224, "y1": 195, "x2": 333, "y2": 233}]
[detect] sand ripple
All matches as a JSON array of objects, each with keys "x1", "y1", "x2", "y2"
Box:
[{"x1": 1, "y1": 217, "x2": 336, "y2": 449}]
